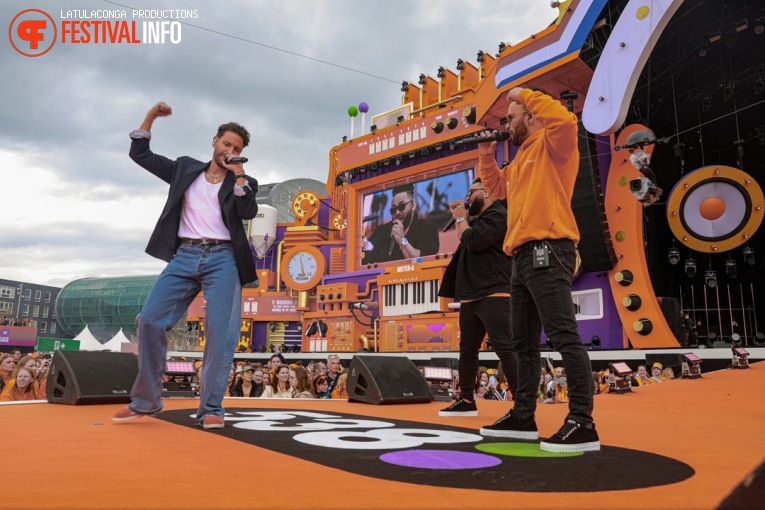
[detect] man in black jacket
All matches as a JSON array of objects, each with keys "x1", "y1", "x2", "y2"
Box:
[
  {"x1": 438, "y1": 178, "x2": 517, "y2": 418},
  {"x1": 113, "y1": 101, "x2": 258, "y2": 429}
]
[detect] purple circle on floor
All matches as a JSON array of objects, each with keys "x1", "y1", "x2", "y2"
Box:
[{"x1": 380, "y1": 449, "x2": 502, "y2": 470}]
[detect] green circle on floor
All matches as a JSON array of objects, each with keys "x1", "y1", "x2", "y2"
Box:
[{"x1": 475, "y1": 442, "x2": 584, "y2": 458}]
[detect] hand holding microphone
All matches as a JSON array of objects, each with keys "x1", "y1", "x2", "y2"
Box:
[
  {"x1": 389, "y1": 219, "x2": 404, "y2": 255},
  {"x1": 443, "y1": 200, "x2": 469, "y2": 232}
]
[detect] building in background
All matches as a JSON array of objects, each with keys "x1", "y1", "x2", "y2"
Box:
[{"x1": 0, "y1": 278, "x2": 72, "y2": 340}]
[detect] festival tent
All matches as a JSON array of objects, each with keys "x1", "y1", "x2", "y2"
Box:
[
  {"x1": 101, "y1": 328, "x2": 132, "y2": 352},
  {"x1": 73, "y1": 325, "x2": 106, "y2": 351}
]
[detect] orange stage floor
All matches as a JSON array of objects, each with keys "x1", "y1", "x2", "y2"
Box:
[{"x1": 4, "y1": 362, "x2": 764, "y2": 510}]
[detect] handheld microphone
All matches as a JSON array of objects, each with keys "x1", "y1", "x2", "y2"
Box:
[
  {"x1": 224, "y1": 156, "x2": 248, "y2": 164},
  {"x1": 388, "y1": 237, "x2": 396, "y2": 256},
  {"x1": 454, "y1": 130, "x2": 510, "y2": 146},
  {"x1": 443, "y1": 202, "x2": 469, "y2": 231}
]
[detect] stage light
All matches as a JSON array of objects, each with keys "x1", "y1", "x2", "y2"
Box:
[
  {"x1": 735, "y1": 20, "x2": 749, "y2": 32},
  {"x1": 754, "y1": 332, "x2": 765, "y2": 346},
  {"x1": 476, "y1": 50, "x2": 485, "y2": 62},
  {"x1": 681, "y1": 353, "x2": 703, "y2": 379},
  {"x1": 668, "y1": 246, "x2": 680, "y2": 265},
  {"x1": 437, "y1": 66, "x2": 446, "y2": 79},
  {"x1": 709, "y1": 31, "x2": 722, "y2": 43},
  {"x1": 401, "y1": 81, "x2": 409, "y2": 92},
  {"x1": 755, "y1": 18, "x2": 764, "y2": 35},
  {"x1": 382, "y1": 159, "x2": 389, "y2": 167},
  {"x1": 370, "y1": 124, "x2": 377, "y2": 134},
  {"x1": 397, "y1": 115, "x2": 406, "y2": 124},
  {"x1": 408, "y1": 151, "x2": 416, "y2": 159},
  {"x1": 421, "y1": 148, "x2": 429, "y2": 157},
  {"x1": 698, "y1": 43, "x2": 709, "y2": 57},
  {"x1": 395, "y1": 156, "x2": 402, "y2": 166},
  {"x1": 342, "y1": 135, "x2": 348, "y2": 142},
  {"x1": 732, "y1": 346, "x2": 750, "y2": 369},
  {"x1": 743, "y1": 246, "x2": 755, "y2": 265},
  {"x1": 456, "y1": 58, "x2": 465, "y2": 71},
  {"x1": 497, "y1": 42, "x2": 506, "y2": 55},
  {"x1": 725, "y1": 257, "x2": 737, "y2": 278},
  {"x1": 268, "y1": 322, "x2": 276, "y2": 332},
  {"x1": 347, "y1": 170, "x2": 355, "y2": 180},
  {"x1": 418, "y1": 73, "x2": 427, "y2": 86},
  {"x1": 435, "y1": 143, "x2": 443, "y2": 151},
  {"x1": 607, "y1": 362, "x2": 634, "y2": 393},
  {"x1": 591, "y1": 335, "x2": 601, "y2": 349},
  {"x1": 705, "y1": 269, "x2": 717, "y2": 288}
]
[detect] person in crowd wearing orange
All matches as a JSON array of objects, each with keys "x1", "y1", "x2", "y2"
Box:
[
  {"x1": 230, "y1": 366, "x2": 263, "y2": 397},
  {"x1": 0, "y1": 366, "x2": 40, "y2": 401},
  {"x1": 289, "y1": 366, "x2": 315, "y2": 398},
  {"x1": 330, "y1": 373, "x2": 348, "y2": 400},
  {"x1": 650, "y1": 363, "x2": 668, "y2": 383},
  {"x1": 633, "y1": 364, "x2": 652, "y2": 386},
  {"x1": 313, "y1": 374, "x2": 331, "y2": 399},
  {"x1": 260, "y1": 365, "x2": 292, "y2": 398},
  {"x1": 1, "y1": 353, "x2": 17, "y2": 392},
  {"x1": 477, "y1": 87, "x2": 598, "y2": 452},
  {"x1": 662, "y1": 367, "x2": 675, "y2": 381}
]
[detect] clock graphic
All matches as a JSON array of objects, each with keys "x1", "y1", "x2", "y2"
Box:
[{"x1": 280, "y1": 245, "x2": 325, "y2": 291}]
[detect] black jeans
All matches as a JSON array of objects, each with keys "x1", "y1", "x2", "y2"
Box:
[
  {"x1": 510, "y1": 239, "x2": 594, "y2": 425},
  {"x1": 458, "y1": 297, "x2": 518, "y2": 401}
]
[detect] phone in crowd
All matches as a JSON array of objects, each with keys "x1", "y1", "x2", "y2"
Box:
[{"x1": 489, "y1": 375, "x2": 497, "y2": 387}]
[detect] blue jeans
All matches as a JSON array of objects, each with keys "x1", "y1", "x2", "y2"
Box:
[
  {"x1": 458, "y1": 297, "x2": 517, "y2": 400},
  {"x1": 509, "y1": 239, "x2": 594, "y2": 425},
  {"x1": 129, "y1": 243, "x2": 242, "y2": 421}
]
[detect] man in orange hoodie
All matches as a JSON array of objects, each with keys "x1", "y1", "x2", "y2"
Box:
[{"x1": 476, "y1": 87, "x2": 599, "y2": 453}]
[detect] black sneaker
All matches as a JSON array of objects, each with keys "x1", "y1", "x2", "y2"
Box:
[
  {"x1": 438, "y1": 398, "x2": 477, "y2": 417},
  {"x1": 540, "y1": 419, "x2": 600, "y2": 452},
  {"x1": 479, "y1": 411, "x2": 538, "y2": 439}
]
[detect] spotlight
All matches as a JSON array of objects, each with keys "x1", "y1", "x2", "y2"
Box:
[
  {"x1": 743, "y1": 246, "x2": 755, "y2": 265},
  {"x1": 397, "y1": 115, "x2": 406, "y2": 124},
  {"x1": 382, "y1": 159, "x2": 390, "y2": 167},
  {"x1": 437, "y1": 66, "x2": 446, "y2": 79},
  {"x1": 755, "y1": 18, "x2": 764, "y2": 35},
  {"x1": 395, "y1": 156, "x2": 402, "y2": 166},
  {"x1": 725, "y1": 257, "x2": 737, "y2": 278},
  {"x1": 434, "y1": 142, "x2": 443, "y2": 151},
  {"x1": 476, "y1": 50, "x2": 485, "y2": 62},
  {"x1": 456, "y1": 58, "x2": 465, "y2": 71},
  {"x1": 685, "y1": 258, "x2": 697, "y2": 277},
  {"x1": 755, "y1": 332, "x2": 765, "y2": 346},
  {"x1": 497, "y1": 42, "x2": 506, "y2": 55},
  {"x1": 370, "y1": 124, "x2": 377, "y2": 133},
  {"x1": 668, "y1": 246, "x2": 680, "y2": 265},
  {"x1": 370, "y1": 163, "x2": 377, "y2": 172},
  {"x1": 591, "y1": 335, "x2": 601, "y2": 349},
  {"x1": 705, "y1": 269, "x2": 717, "y2": 288},
  {"x1": 421, "y1": 148, "x2": 429, "y2": 157},
  {"x1": 401, "y1": 81, "x2": 409, "y2": 92},
  {"x1": 408, "y1": 151, "x2": 416, "y2": 159},
  {"x1": 347, "y1": 170, "x2": 355, "y2": 180},
  {"x1": 698, "y1": 43, "x2": 709, "y2": 57},
  {"x1": 418, "y1": 73, "x2": 427, "y2": 86},
  {"x1": 342, "y1": 135, "x2": 348, "y2": 142},
  {"x1": 268, "y1": 322, "x2": 276, "y2": 332},
  {"x1": 735, "y1": 20, "x2": 749, "y2": 32}
]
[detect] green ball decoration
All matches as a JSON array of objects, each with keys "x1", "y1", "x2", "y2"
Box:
[{"x1": 348, "y1": 106, "x2": 359, "y2": 117}]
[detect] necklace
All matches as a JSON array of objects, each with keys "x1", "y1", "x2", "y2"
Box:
[{"x1": 206, "y1": 168, "x2": 222, "y2": 183}]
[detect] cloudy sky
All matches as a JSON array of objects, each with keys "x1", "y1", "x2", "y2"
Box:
[{"x1": 1, "y1": 0, "x2": 554, "y2": 288}]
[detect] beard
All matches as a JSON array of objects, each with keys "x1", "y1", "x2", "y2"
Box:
[
  {"x1": 394, "y1": 210, "x2": 414, "y2": 225},
  {"x1": 468, "y1": 197, "x2": 483, "y2": 216},
  {"x1": 511, "y1": 122, "x2": 529, "y2": 146}
]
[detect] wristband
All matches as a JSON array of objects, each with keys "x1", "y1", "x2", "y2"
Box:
[{"x1": 235, "y1": 173, "x2": 247, "y2": 179}]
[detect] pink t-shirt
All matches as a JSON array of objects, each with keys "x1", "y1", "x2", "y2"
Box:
[{"x1": 177, "y1": 173, "x2": 230, "y2": 240}]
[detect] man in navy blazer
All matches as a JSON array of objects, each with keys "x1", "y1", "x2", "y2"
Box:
[{"x1": 113, "y1": 101, "x2": 258, "y2": 429}]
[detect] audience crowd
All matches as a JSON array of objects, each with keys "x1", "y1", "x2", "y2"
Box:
[{"x1": 0, "y1": 347, "x2": 692, "y2": 404}]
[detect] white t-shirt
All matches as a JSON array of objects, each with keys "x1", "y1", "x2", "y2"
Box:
[{"x1": 177, "y1": 172, "x2": 230, "y2": 240}]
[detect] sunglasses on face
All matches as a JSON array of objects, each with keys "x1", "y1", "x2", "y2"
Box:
[
  {"x1": 389, "y1": 201, "x2": 413, "y2": 215},
  {"x1": 466, "y1": 188, "x2": 485, "y2": 199}
]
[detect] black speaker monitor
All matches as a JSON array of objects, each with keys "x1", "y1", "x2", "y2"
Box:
[
  {"x1": 46, "y1": 350, "x2": 139, "y2": 405},
  {"x1": 346, "y1": 355, "x2": 434, "y2": 405}
]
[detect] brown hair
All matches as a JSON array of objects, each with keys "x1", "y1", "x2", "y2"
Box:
[{"x1": 216, "y1": 122, "x2": 250, "y2": 148}]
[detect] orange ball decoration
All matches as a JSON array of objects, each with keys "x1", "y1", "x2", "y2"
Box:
[{"x1": 699, "y1": 196, "x2": 726, "y2": 220}]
